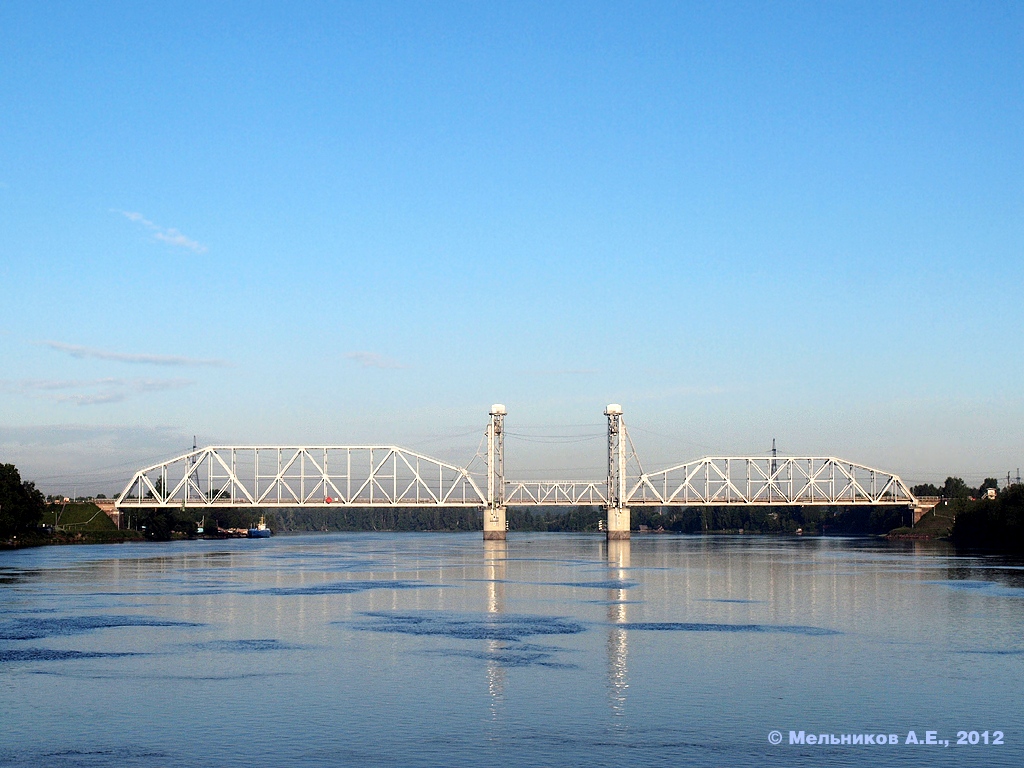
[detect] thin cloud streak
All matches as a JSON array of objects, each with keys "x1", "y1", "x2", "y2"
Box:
[
  {"x1": 1, "y1": 377, "x2": 194, "y2": 406},
  {"x1": 0, "y1": 423, "x2": 184, "y2": 448},
  {"x1": 523, "y1": 368, "x2": 600, "y2": 376},
  {"x1": 0, "y1": 424, "x2": 193, "y2": 495},
  {"x1": 115, "y1": 209, "x2": 207, "y2": 253},
  {"x1": 345, "y1": 351, "x2": 408, "y2": 370},
  {"x1": 39, "y1": 341, "x2": 227, "y2": 367}
]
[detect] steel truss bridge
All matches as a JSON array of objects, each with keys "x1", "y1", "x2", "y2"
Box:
[{"x1": 116, "y1": 405, "x2": 918, "y2": 516}]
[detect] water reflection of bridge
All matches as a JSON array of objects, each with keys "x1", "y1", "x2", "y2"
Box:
[
  {"x1": 606, "y1": 540, "x2": 630, "y2": 720},
  {"x1": 116, "y1": 405, "x2": 920, "y2": 540},
  {"x1": 484, "y1": 540, "x2": 506, "y2": 723},
  {"x1": 480, "y1": 538, "x2": 632, "y2": 724}
]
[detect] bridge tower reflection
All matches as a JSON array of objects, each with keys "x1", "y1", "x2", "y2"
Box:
[
  {"x1": 605, "y1": 539, "x2": 630, "y2": 720},
  {"x1": 483, "y1": 539, "x2": 507, "y2": 719}
]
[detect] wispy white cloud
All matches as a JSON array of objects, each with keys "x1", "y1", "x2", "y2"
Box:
[
  {"x1": 115, "y1": 209, "x2": 207, "y2": 253},
  {"x1": 345, "y1": 351, "x2": 408, "y2": 370},
  {"x1": 153, "y1": 228, "x2": 202, "y2": 250},
  {"x1": 0, "y1": 377, "x2": 194, "y2": 406},
  {"x1": 524, "y1": 368, "x2": 600, "y2": 376},
  {"x1": 39, "y1": 340, "x2": 227, "y2": 367},
  {"x1": 0, "y1": 423, "x2": 184, "y2": 449},
  {"x1": 0, "y1": 424, "x2": 194, "y2": 495}
]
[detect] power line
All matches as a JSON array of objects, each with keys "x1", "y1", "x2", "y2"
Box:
[{"x1": 505, "y1": 433, "x2": 603, "y2": 444}]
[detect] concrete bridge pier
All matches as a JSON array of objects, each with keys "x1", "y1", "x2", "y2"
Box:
[
  {"x1": 606, "y1": 507, "x2": 630, "y2": 540},
  {"x1": 484, "y1": 506, "x2": 507, "y2": 540}
]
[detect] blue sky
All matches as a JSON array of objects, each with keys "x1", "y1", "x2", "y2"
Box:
[{"x1": 1, "y1": 1, "x2": 1021, "y2": 495}]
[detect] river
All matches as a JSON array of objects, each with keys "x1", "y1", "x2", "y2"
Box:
[{"x1": 1, "y1": 533, "x2": 1021, "y2": 767}]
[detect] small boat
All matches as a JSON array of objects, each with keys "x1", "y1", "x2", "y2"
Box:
[{"x1": 247, "y1": 515, "x2": 272, "y2": 538}]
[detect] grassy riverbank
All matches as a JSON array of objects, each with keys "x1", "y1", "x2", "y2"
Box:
[
  {"x1": 886, "y1": 508, "x2": 955, "y2": 540},
  {"x1": 1, "y1": 502, "x2": 143, "y2": 549}
]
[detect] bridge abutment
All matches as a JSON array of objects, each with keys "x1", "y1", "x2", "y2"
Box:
[{"x1": 912, "y1": 496, "x2": 940, "y2": 525}]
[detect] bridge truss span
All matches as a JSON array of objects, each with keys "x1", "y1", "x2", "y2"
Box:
[
  {"x1": 117, "y1": 445, "x2": 487, "y2": 509},
  {"x1": 626, "y1": 456, "x2": 916, "y2": 507},
  {"x1": 505, "y1": 481, "x2": 609, "y2": 506},
  {"x1": 115, "y1": 407, "x2": 918, "y2": 529}
]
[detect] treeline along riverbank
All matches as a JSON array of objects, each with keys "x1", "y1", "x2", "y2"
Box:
[
  {"x1": 6, "y1": 458, "x2": 1023, "y2": 552},
  {"x1": 202, "y1": 503, "x2": 911, "y2": 537},
  {"x1": 21, "y1": 497, "x2": 1019, "y2": 555},
  {"x1": 949, "y1": 485, "x2": 1024, "y2": 552}
]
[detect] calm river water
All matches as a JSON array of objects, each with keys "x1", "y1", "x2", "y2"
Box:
[{"x1": 1, "y1": 533, "x2": 1022, "y2": 767}]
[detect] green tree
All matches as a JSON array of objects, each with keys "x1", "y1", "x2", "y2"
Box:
[
  {"x1": 952, "y1": 485, "x2": 1024, "y2": 552},
  {"x1": 942, "y1": 477, "x2": 971, "y2": 500},
  {"x1": 137, "y1": 505, "x2": 201, "y2": 540},
  {"x1": 144, "y1": 477, "x2": 166, "y2": 500},
  {"x1": 911, "y1": 483, "x2": 940, "y2": 497},
  {"x1": 0, "y1": 464, "x2": 46, "y2": 536},
  {"x1": 977, "y1": 478, "x2": 999, "y2": 498},
  {"x1": 172, "y1": 508, "x2": 198, "y2": 536},
  {"x1": 138, "y1": 508, "x2": 172, "y2": 540}
]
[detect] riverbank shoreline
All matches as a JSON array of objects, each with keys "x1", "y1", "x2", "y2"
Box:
[
  {"x1": 1, "y1": 529, "x2": 144, "y2": 550},
  {"x1": 3, "y1": 526, "x2": 954, "y2": 551}
]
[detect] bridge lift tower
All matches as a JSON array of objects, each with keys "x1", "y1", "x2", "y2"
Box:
[
  {"x1": 605, "y1": 404, "x2": 631, "y2": 540},
  {"x1": 483, "y1": 404, "x2": 507, "y2": 540},
  {"x1": 483, "y1": 402, "x2": 630, "y2": 541}
]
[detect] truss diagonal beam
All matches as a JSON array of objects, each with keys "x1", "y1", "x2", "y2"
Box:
[
  {"x1": 504, "y1": 482, "x2": 609, "y2": 506},
  {"x1": 116, "y1": 446, "x2": 487, "y2": 509},
  {"x1": 114, "y1": 410, "x2": 918, "y2": 513},
  {"x1": 625, "y1": 456, "x2": 916, "y2": 506}
]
